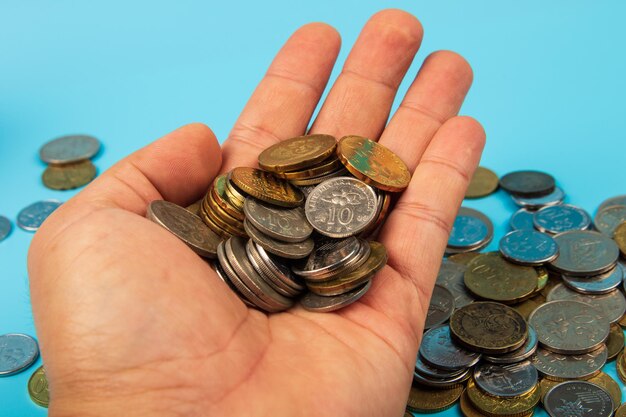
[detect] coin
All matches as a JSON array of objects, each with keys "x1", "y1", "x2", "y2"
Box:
[
  {"x1": 617, "y1": 403, "x2": 626, "y2": 417},
  {"x1": 336, "y1": 135, "x2": 411, "y2": 192},
  {"x1": 244, "y1": 219, "x2": 313, "y2": 259},
  {"x1": 300, "y1": 280, "x2": 371, "y2": 313},
  {"x1": 499, "y1": 170, "x2": 555, "y2": 197},
  {"x1": 39, "y1": 134, "x2": 100, "y2": 164},
  {"x1": 594, "y1": 205, "x2": 626, "y2": 236},
  {"x1": 245, "y1": 242, "x2": 301, "y2": 298},
  {"x1": 292, "y1": 237, "x2": 362, "y2": 280},
  {"x1": 185, "y1": 199, "x2": 202, "y2": 216},
  {"x1": 543, "y1": 381, "x2": 613, "y2": 417},
  {"x1": 419, "y1": 325, "x2": 481, "y2": 370},
  {"x1": 449, "y1": 302, "x2": 528, "y2": 354},
  {"x1": 483, "y1": 326, "x2": 538, "y2": 364},
  {"x1": 447, "y1": 207, "x2": 494, "y2": 251},
  {"x1": 615, "y1": 222, "x2": 626, "y2": 257},
  {"x1": 415, "y1": 355, "x2": 467, "y2": 380},
  {"x1": 246, "y1": 240, "x2": 304, "y2": 293},
  {"x1": 211, "y1": 174, "x2": 245, "y2": 221},
  {"x1": 474, "y1": 360, "x2": 538, "y2": 398},
  {"x1": 17, "y1": 200, "x2": 62, "y2": 231},
  {"x1": 224, "y1": 176, "x2": 246, "y2": 210},
  {"x1": 288, "y1": 167, "x2": 349, "y2": 186},
  {"x1": 465, "y1": 166, "x2": 499, "y2": 199},
  {"x1": 413, "y1": 367, "x2": 471, "y2": 388},
  {"x1": 588, "y1": 372, "x2": 622, "y2": 411},
  {"x1": 305, "y1": 177, "x2": 378, "y2": 238},
  {"x1": 562, "y1": 264, "x2": 624, "y2": 295},
  {"x1": 464, "y1": 253, "x2": 538, "y2": 303},
  {"x1": 258, "y1": 134, "x2": 337, "y2": 172},
  {"x1": 0, "y1": 215, "x2": 11, "y2": 242},
  {"x1": 547, "y1": 285, "x2": 626, "y2": 324},
  {"x1": 28, "y1": 365, "x2": 49, "y2": 408},
  {"x1": 204, "y1": 192, "x2": 245, "y2": 230},
  {"x1": 529, "y1": 300, "x2": 609, "y2": 354},
  {"x1": 512, "y1": 186, "x2": 565, "y2": 210},
  {"x1": 499, "y1": 229, "x2": 559, "y2": 266},
  {"x1": 230, "y1": 167, "x2": 304, "y2": 208},
  {"x1": 513, "y1": 295, "x2": 545, "y2": 320},
  {"x1": 447, "y1": 252, "x2": 481, "y2": 266},
  {"x1": 243, "y1": 197, "x2": 312, "y2": 243},
  {"x1": 533, "y1": 204, "x2": 592, "y2": 234},
  {"x1": 147, "y1": 200, "x2": 221, "y2": 258},
  {"x1": 42, "y1": 160, "x2": 97, "y2": 190},
  {"x1": 276, "y1": 157, "x2": 342, "y2": 180},
  {"x1": 215, "y1": 243, "x2": 256, "y2": 308},
  {"x1": 0, "y1": 334, "x2": 39, "y2": 376},
  {"x1": 510, "y1": 208, "x2": 536, "y2": 231},
  {"x1": 459, "y1": 388, "x2": 534, "y2": 417},
  {"x1": 466, "y1": 378, "x2": 540, "y2": 416},
  {"x1": 549, "y1": 230, "x2": 619, "y2": 276},
  {"x1": 424, "y1": 285, "x2": 455, "y2": 330},
  {"x1": 531, "y1": 345, "x2": 607, "y2": 380},
  {"x1": 599, "y1": 196, "x2": 626, "y2": 212},
  {"x1": 618, "y1": 353, "x2": 626, "y2": 384},
  {"x1": 406, "y1": 383, "x2": 463, "y2": 413},
  {"x1": 539, "y1": 378, "x2": 560, "y2": 403},
  {"x1": 435, "y1": 261, "x2": 475, "y2": 308}
]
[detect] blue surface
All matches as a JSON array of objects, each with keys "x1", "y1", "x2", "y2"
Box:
[{"x1": 1, "y1": 1, "x2": 626, "y2": 416}]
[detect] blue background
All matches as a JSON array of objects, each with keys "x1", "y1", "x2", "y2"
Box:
[{"x1": 1, "y1": 1, "x2": 625, "y2": 415}]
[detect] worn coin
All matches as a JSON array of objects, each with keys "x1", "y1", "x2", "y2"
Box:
[
  {"x1": 436, "y1": 261, "x2": 475, "y2": 308},
  {"x1": 529, "y1": 300, "x2": 609, "y2": 354},
  {"x1": 534, "y1": 204, "x2": 592, "y2": 234},
  {"x1": 300, "y1": 280, "x2": 371, "y2": 313},
  {"x1": 544, "y1": 380, "x2": 613, "y2": 417},
  {"x1": 17, "y1": 200, "x2": 62, "y2": 231},
  {"x1": 424, "y1": 285, "x2": 455, "y2": 330},
  {"x1": 42, "y1": 160, "x2": 97, "y2": 190},
  {"x1": 512, "y1": 186, "x2": 565, "y2": 210},
  {"x1": 483, "y1": 326, "x2": 538, "y2": 364},
  {"x1": 39, "y1": 134, "x2": 100, "y2": 164},
  {"x1": 413, "y1": 367, "x2": 471, "y2": 388},
  {"x1": 415, "y1": 355, "x2": 466, "y2": 380},
  {"x1": 449, "y1": 302, "x2": 528, "y2": 354},
  {"x1": 305, "y1": 177, "x2": 378, "y2": 238},
  {"x1": 447, "y1": 207, "x2": 493, "y2": 250},
  {"x1": 549, "y1": 230, "x2": 619, "y2": 276},
  {"x1": 419, "y1": 324, "x2": 481, "y2": 370},
  {"x1": 465, "y1": 166, "x2": 499, "y2": 198},
  {"x1": 473, "y1": 360, "x2": 538, "y2": 398},
  {"x1": 499, "y1": 170, "x2": 555, "y2": 197},
  {"x1": 562, "y1": 264, "x2": 623, "y2": 294},
  {"x1": 510, "y1": 208, "x2": 536, "y2": 231},
  {"x1": 0, "y1": 334, "x2": 39, "y2": 376},
  {"x1": 293, "y1": 237, "x2": 362, "y2": 280},
  {"x1": 0, "y1": 216, "x2": 11, "y2": 242},
  {"x1": 594, "y1": 205, "x2": 626, "y2": 236},
  {"x1": 406, "y1": 383, "x2": 463, "y2": 413},
  {"x1": 588, "y1": 372, "x2": 622, "y2": 411},
  {"x1": 258, "y1": 134, "x2": 337, "y2": 172},
  {"x1": 615, "y1": 221, "x2": 626, "y2": 257},
  {"x1": 230, "y1": 167, "x2": 304, "y2": 208},
  {"x1": 336, "y1": 135, "x2": 411, "y2": 192},
  {"x1": 499, "y1": 229, "x2": 559, "y2": 265},
  {"x1": 28, "y1": 365, "x2": 49, "y2": 408},
  {"x1": 466, "y1": 378, "x2": 540, "y2": 416},
  {"x1": 244, "y1": 197, "x2": 312, "y2": 243},
  {"x1": 547, "y1": 284, "x2": 626, "y2": 324},
  {"x1": 244, "y1": 219, "x2": 313, "y2": 259},
  {"x1": 531, "y1": 345, "x2": 607, "y2": 380}
]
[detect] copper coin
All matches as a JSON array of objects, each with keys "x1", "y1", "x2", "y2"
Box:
[
  {"x1": 465, "y1": 166, "x2": 499, "y2": 199},
  {"x1": 258, "y1": 134, "x2": 337, "y2": 172}
]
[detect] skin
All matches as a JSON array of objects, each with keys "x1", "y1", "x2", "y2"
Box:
[{"x1": 28, "y1": 9, "x2": 485, "y2": 417}]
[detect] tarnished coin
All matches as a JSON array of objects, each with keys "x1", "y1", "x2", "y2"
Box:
[
  {"x1": 277, "y1": 157, "x2": 342, "y2": 180},
  {"x1": 436, "y1": 261, "x2": 475, "y2": 308},
  {"x1": 28, "y1": 365, "x2": 49, "y2": 408},
  {"x1": 607, "y1": 323, "x2": 625, "y2": 361},
  {"x1": 499, "y1": 229, "x2": 559, "y2": 265},
  {"x1": 293, "y1": 237, "x2": 362, "y2": 279},
  {"x1": 459, "y1": 388, "x2": 534, "y2": 417},
  {"x1": 244, "y1": 219, "x2": 313, "y2": 259},
  {"x1": 413, "y1": 367, "x2": 471, "y2": 388},
  {"x1": 615, "y1": 222, "x2": 626, "y2": 257},
  {"x1": 474, "y1": 360, "x2": 538, "y2": 398},
  {"x1": 39, "y1": 134, "x2": 100, "y2": 164},
  {"x1": 534, "y1": 204, "x2": 592, "y2": 234},
  {"x1": 244, "y1": 198, "x2": 312, "y2": 243},
  {"x1": 617, "y1": 403, "x2": 626, "y2": 417},
  {"x1": 230, "y1": 167, "x2": 304, "y2": 208},
  {"x1": 466, "y1": 378, "x2": 540, "y2": 416},
  {"x1": 510, "y1": 208, "x2": 536, "y2": 231},
  {"x1": 305, "y1": 177, "x2": 378, "y2": 238},
  {"x1": 531, "y1": 345, "x2": 607, "y2": 380},
  {"x1": 424, "y1": 285, "x2": 455, "y2": 330},
  {"x1": 549, "y1": 230, "x2": 619, "y2": 276},
  {"x1": 147, "y1": 200, "x2": 221, "y2": 258},
  {"x1": 483, "y1": 326, "x2": 538, "y2": 364},
  {"x1": 258, "y1": 134, "x2": 337, "y2": 172},
  {"x1": 465, "y1": 166, "x2": 499, "y2": 198},
  {"x1": 499, "y1": 170, "x2": 555, "y2": 197},
  {"x1": 336, "y1": 135, "x2": 411, "y2": 192},
  {"x1": 415, "y1": 355, "x2": 466, "y2": 380},
  {"x1": 17, "y1": 200, "x2": 62, "y2": 231},
  {"x1": 447, "y1": 207, "x2": 493, "y2": 250},
  {"x1": 42, "y1": 160, "x2": 97, "y2": 190},
  {"x1": 547, "y1": 284, "x2": 626, "y2": 324},
  {"x1": 447, "y1": 252, "x2": 481, "y2": 266},
  {"x1": 594, "y1": 205, "x2": 626, "y2": 236},
  {"x1": 512, "y1": 186, "x2": 565, "y2": 210},
  {"x1": 0, "y1": 215, "x2": 11, "y2": 242},
  {"x1": 419, "y1": 325, "x2": 481, "y2": 370},
  {"x1": 562, "y1": 264, "x2": 624, "y2": 294},
  {"x1": 406, "y1": 383, "x2": 463, "y2": 413},
  {"x1": 544, "y1": 381, "x2": 613, "y2": 417},
  {"x1": 449, "y1": 302, "x2": 528, "y2": 354},
  {"x1": 300, "y1": 280, "x2": 371, "y2": 313},
  {"x1": 464, "y1": 253, "x2": 538, "y2": 303},
  {"x1": 0, "y1": 334, "x2": 39, "y2": 376},
  {"x1": 588, "y1": 372, "x2": 622, "y2": 411}
]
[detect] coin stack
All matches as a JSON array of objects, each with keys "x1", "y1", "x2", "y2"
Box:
[{"x1": 39, "y1": 134, "x2": 100, "y2": 190}]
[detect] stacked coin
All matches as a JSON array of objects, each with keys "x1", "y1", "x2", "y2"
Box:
[{"x1": 39, "y1": 134, "x2": 100, "y2": 190}]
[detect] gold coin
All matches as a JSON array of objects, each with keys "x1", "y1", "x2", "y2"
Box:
[
  {"x1": 199, "y1": 204, "x2": 244, "y2": 238},
  {"x1": 42, "y1": 160, "x2": 97, "y2": 190},
  {"x1": 607, "y1": 323, "x2": 625, "y2": 361},
  {"x1": 512, "y1": 294, "x2": 545, "y2": 320},
  {"x1": 185, "y1": 198, "x2": 202, "y2": 216},
  {"x1": 614, "y1": 221, "x2": 626, "y2": 257},
  {"x1": 448, "y1": 252, "x2": 481, "y2": 266},
  {"x1": 539, "y1": 378, "x2": 559, "y2": 404},
  {"x1": 466, "y1": 378, "x2": 539, "y2": 417},
  {"x1": 619, "y1": 313, "x2": 626, "y2": 329},
  {"x1": 258, "y1": 134, "x2": 337, "y2": 173},
  {"x1": 460, "y1": 388, "x2": 533, "y2": 417},
  {"x1": 230, "y1": 167, "x2": 303, "y2": 208},
  {"x1": 204, "y1": 190, "x2": 245, "y2": 229},
  {"x1": 618, "y1": 353, "x2": 626, "y2": 384},
  {"x1": 276, "y1": 157, "x2": 341, "y2": 180},
  {"x1": 211, "y1": 174, "x2": 245, "y2": 220},
  {"x1": 201, "y1": 201, "x2": 246, "y2": 237},
  {"x1": 288, "y1": 168, "x2": 348, "y2": 186},
  {"x1": 588, "y1": 372, "x2": 622, "y2": 411},
  {"x1": 616, "y1": 403, "x2": 626, "y2": 417},
  {"x1": 465, "y1": 167, "x2": 499, "y2": 199},
  {"x1": 464, "y1": 253, "x2": 538, "y2": 303},
  {"x1": 224, "y1": 179, "x2": 245, "y2": 210},
  {"x1": 536, "y1": 267, "x2": 549, "y2": 292},
  {"x1": 406, "y1": 383, "x2": 463, "y2": 413},
  {"x1": 28, "y1": 365, "x2": 49, "y2": 408},
  {"x1": 336, "y1": 135, "x2": 411, "y2": 192}
]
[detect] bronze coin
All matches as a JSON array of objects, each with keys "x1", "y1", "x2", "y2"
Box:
[
  {"x1": 230, "y1": 167, "x2": 303, "y2": 207},
  {"x1": 200, "y1": 198, "x2": 246, "y2": 237},
  {"x1": 466, "y1": 378, "x2": 539, "y2": 416},
  {"x1": 204, "y1": 192, "x2": 245, "y2": 229},
  {"x1": 614, "y1": 222, "x2": 626, "y2": 257},
  {"x1": 211, "y1": 174, "x2": 245, "y2": 221},
  {"x1": 465, "y1": 166, "x2": 499, "y2": 199},
  {"x1": 28, "y1": 365, "x2": 49, "y2": 408},
  {"x1": 606, "y1": 324, "x2": 625, "y2": 361},
  {"x1": 616, "y1": 403, "x2": 626, "y2": 417},
  {"x1": 447, "y1": 252, "x2": 481, "y2": 266},
  {"x1": 42, "y1": 160, "x2": 97, "y2": 190},
  {"x1": 588, "y1": 372, "x2": 622, "y2": 411},
  {"x1": 276, "y1": 156, "x2": 341, "y2": 180},
  {"x1": 258, "y1": 134, "x2": 337, "y2": 173},
  {"x1": 406, "y1": 383, "x2": 463, "y2": 413}
]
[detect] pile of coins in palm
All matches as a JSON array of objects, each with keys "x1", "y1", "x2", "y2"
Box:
[
  {"x1": 148, "y1": 134, "x2": 410, "y2": 313},
  {"x1": 407, "y1": 168, "x2": 626, "y2": 417}
]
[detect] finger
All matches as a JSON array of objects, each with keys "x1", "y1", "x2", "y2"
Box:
[
  {"x1": 220, "y1": 23, "x2": 341, "y2": 171},
  {"x1": 309, "y1": 9, "x2": 423, "y2": 139},
  {"x1": 378, "y1": 51, "x2": 473, "y2": 171}
]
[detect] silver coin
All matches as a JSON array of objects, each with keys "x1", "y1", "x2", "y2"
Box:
[
  {"x1": 547, "y1": 284, "x2": 626, "y2": 324},
  {"x1": 17, "y1": 200, "x2": 62, "y2": 231},
  {"x1": 531, "y1": 345, "x2": 607, "y2": 380},
  {"x1": 424, "y1": 285, "x2": 455, "y2": 330},
  {"x1": 544, "y1": 381, "x2": 613, "y2": 417},
  {"x1": 413, "y1": 367, "x2": 471, "y2": 388},
  {"x1": 510, "y1": 208, "x2": 536, "y2": 231},
  {"x1": 419, "y1": 324, "x2": 481, "y2": 371},
  {"x1": 512, "y1": 186, "x2": 565, "y2": 210},
  {"x1": 415, "y1": 355, "x2": 467, "y2": 380},
  {"x1": 0, "y1": 216, "x2": 11, "y2": 242},
  {"x1": 215, "y1": 242, "x2": 258, "y2": 308},
  {"x1": 594, "y1": 205, "x2": 626, "y2": 236},
  {"x1": 534, "y1": 204, "x2": 592, "y2": 234},
  {"x1": 473, "y1": 360, "x2": 538, "y2": 398},
  {"x1": 499, "y1": 229, "x2": 559, "y2": 265},
  {"x1": 447, "y1": 207, "x2": 492, "y2": 250},
  {"x1": 39, "y1": 134, "x2": 100, "y2": 164},
  {"x1": 244, "y1": 219, "x2": 314, "y2": 259},
  {"x1": 562, "y1": 264, "x2": 624, "y2": 295},
  {"x1": 435, "y1": 260, "x2": 475, "y2": 308},
  {"x1": 305, "y1": 177, "x2": 378, "y2": 238},
  {"x1": 483, "y1": 326, "x2": 538, "y2": 364},
  {"x1": 245, "y1": 240, "x2": 300, "y2": 298},
  {"x1": 529, "y1": 300, "x2": 609, "y2": 354},
  {"x1": 292, "y1": 237, "x2": 361, "y2": 279},
  {"x1": 250, "y1": 241, "x2": 305, "y2": 291},
  {"x1": 549, "y1": 230, "x2": 619, "y2": 276},
  {"x1": 300, "y1": 280, "x2": 371, "y2": 313},
  {"x1": 0, "y1": 334, "x2": 39, "y2": 376},
  {"x1": 243, "y1": 197, "x2": 312, "y2": 243},
  {"x1": 599, "y1": 196, "x2": 626, "y2": 212}
]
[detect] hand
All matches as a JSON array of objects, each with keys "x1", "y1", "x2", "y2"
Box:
[{"x1": 28, "y1": 9, "x2": 484, "y2": 417}]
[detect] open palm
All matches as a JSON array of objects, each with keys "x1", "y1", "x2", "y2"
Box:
[{"x1": 28, "y1": 9, "x2": 484, "y2": 417}]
